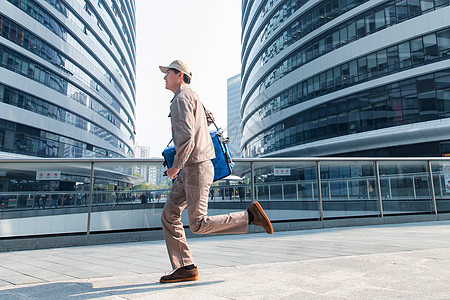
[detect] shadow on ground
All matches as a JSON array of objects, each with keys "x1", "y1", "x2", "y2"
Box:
[{"x1": 0, "y1": 279, "x2": 224, "y2": 299}]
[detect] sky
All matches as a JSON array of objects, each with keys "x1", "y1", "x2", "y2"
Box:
[{"x1": 135, "y1": 0, "x2": 242, "y2": 157}]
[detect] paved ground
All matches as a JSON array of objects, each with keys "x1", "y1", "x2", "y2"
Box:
[{"x1": 0, "y1": 220, "x2": 449, "y2": 299}]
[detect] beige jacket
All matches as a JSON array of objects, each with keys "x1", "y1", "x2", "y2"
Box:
[{"x1": 170, "y1": 84, "x2": 215, "y2": 169}]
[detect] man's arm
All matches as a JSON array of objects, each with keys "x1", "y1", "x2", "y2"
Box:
[{"x1": 170, "y1": 98, "x2": 195, "y2": 170}]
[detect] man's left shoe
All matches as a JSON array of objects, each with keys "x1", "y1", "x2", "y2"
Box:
[{"x1": 160, "y1": 266, "x2": 199, "y2": 283}]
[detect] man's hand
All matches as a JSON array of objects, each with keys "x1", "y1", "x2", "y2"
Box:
[
  {"x1": 166, "y1": 167, "x2": 180, "y2": 180},
  {"x1": 204, "y1": 107, "x2": 215, "y2": 126}
]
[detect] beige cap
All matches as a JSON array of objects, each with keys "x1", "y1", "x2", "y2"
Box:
[{"x1": 159, "y1": 60, "x2": 192, "y2": 79}]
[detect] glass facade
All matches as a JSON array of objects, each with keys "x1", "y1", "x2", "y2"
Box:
[
  {"x1": 242, "y1": 0, "x2": 449, "y2": 97},
  {"x1": 0, "y1": 0, "x2": 135, "y2": 158},
  {"x1": 241, "y1": 0, "x2": 450, "y2": 158},
  {"x1": 245, "y1": 69, "x2": 450, "y2": 156},
  {"x1": 227, "y1": 74, "x2": 242, "y2": 158}
]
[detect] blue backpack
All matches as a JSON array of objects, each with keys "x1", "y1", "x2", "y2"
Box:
[{"x1": 162, "y1": 129, "x2": 234, "y2": 182}]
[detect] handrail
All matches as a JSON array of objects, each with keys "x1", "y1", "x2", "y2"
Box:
[{"x1": 1, "y1": 157, "x2": 450, "y2": 163}]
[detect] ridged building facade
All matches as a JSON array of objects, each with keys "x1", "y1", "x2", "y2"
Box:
[
  {"x1": 0, "y1": 0, "x2": 136, "y2": 158},
  {"x1": 241, "y1": 0, "x2": 450, "y2": 158},
  {"x1": 227, "y1": 73, "x2": 242, "y2": 158}
]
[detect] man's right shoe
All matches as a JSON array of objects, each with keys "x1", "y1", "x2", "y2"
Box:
[
  {"x1": 160, "y1": 266, "x2": 199, "y2": 283},
  {"x1": 248, "y1": 201, "x2": 273, "y2": 234}
]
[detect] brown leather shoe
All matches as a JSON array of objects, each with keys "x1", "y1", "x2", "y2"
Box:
[
  {"x1": 160, "y1": 266, "x2": 199, "y2": 283},
  {"x1": 248, "y1": 201, "x2": 273, "y2": 234}
]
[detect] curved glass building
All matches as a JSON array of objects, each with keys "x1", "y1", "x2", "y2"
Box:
[
  {"x1": 241, "y1": 0, "x2": 450, "y2": 158},
  {"x1": 0, "y1": 0, "x2": 136, "y2": 158}
]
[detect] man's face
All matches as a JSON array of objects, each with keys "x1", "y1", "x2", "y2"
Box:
[{"x1": 164, "y1": 69, "x2": 182, "y2": 93}]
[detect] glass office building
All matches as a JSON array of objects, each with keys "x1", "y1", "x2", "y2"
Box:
[
  {"x1": 241, "y1": 0, "x2": 450, "y2": 158},
  {"x1": 227, "y1": 73, "x2": 242, "y2": 158},
  {"x1": 0, "y1": 0, "x2": 136, "y2": 158}
]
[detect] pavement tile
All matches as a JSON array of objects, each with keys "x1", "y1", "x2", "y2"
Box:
[
  {"x1": 1, "y1": 274, "x2": 46, "y2": 286},
  {"x1": 0, "y1": 280, "x2": 13, "y2": 288}
]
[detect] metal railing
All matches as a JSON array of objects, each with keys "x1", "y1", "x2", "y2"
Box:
[{"x1": 1, "y1": 157, "x2": 450, "y2": 237}]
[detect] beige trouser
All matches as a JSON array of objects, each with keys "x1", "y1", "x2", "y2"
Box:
[{"x1": 161, "y1": 160, "x2": 248, "y2": 270}]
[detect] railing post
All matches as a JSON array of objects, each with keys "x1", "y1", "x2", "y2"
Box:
[
  {"x1": 366, "y1": 179, "x2": 370, "y2": 199},
  {"x1": 87, "y1": 161, "x2": 94, "y2": 236},
  {"x1": 282, "y1": 184, "x2": 284, "y2": 201},
  {"x1": 316, "y1": 161, "x2": 323, "y2": 221},
  {"x1": 346, "y1": 180, "x2": 350, "y2": 201},
  {"x1": 251, "y1": 161, "x2": 255, "y2": 203},
  {"x1": 328, "y1": 181, "x2": 331, "y2": 200},
  {"x1": 388, "y1": 177, "x2": 392, "y2": 200},
  {"x1": 427, "y1": 160, "x2": 438, "y2": 215},
  {"x1": 374, "y1": 160, "x2": 384, "y2": 218},
  {"x1": 245, "y1": 186, "x2": 247, "y2": 201}
]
